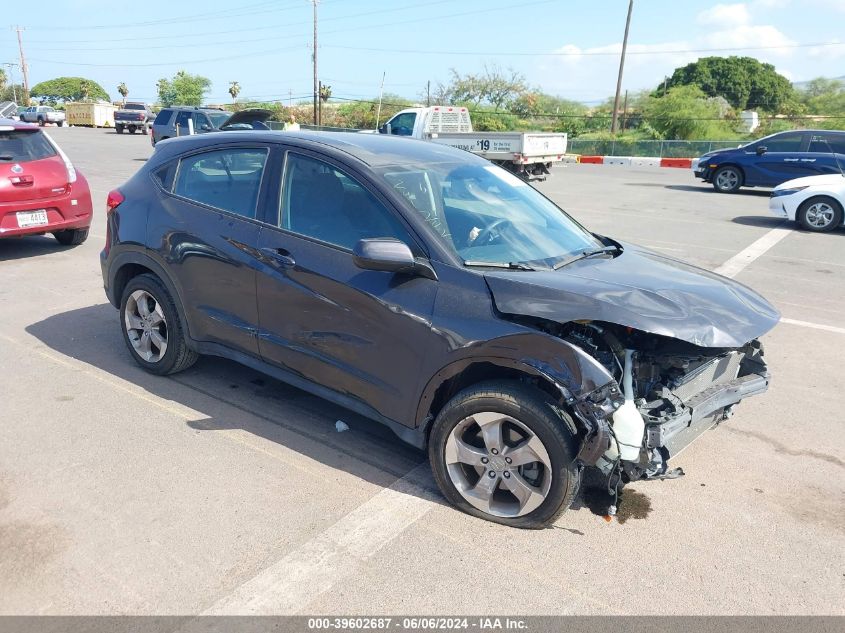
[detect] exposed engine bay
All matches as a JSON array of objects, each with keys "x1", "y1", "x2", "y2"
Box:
[{"x1": 538, "y1": 321, "x2": 770, "y2": 487}]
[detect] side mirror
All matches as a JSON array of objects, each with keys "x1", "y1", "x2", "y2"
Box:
[
  {"x1": 352, "y1": 238, "x2": 436, "y2": 280},
  {"x1": 379, "y1": 123, "x2": 391, "y2": 135},
  {"x1": 756, "y1": 145, "x2": 767, "y2": 155},
  {"x1": 201, "y1": 124, "x2": 211, "y2": 131}
]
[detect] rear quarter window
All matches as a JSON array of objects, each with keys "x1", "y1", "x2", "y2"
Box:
[
  {"x1": 153, "y1": 110, "x2": 173, "y2": 125},
  {"x1": 0, "y1": 130, "x2": 57, "y2": 162}
]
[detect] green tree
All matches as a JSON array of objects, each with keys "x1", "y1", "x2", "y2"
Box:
[
  {"x1": 641, "y1": 85, "x2": 737, "y2": 140},
  {"x1": 117, "y1": 82, "x2": 129, "y2": 105},
  {"x1": 30, "y1": 77, "x2": 110, "y2": 103},
  {"x1": 156, "y1": 71, "x2": 211, "y2": 106},
  {"x1": 0, "y1": 83, "x2": 25, "y2": 103},
  {"x1": 437, "y1": 65, "x2": 527, "y2": 110},
  {"x1": 228, "y1": 81, "x2": 240, "y2": 103},
  {"x1": 663, "y1": 56, "x2": 794, "y2": 111},
  {"x1": 799, "y1": 77, "x2": 845, "y2": 116}
]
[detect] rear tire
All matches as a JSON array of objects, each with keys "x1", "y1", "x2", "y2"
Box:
[
  {"x1": 712, "y1": 165, "x2": 742, "y2": 193},
  {"x1": 53, "y1": 228, "x2": 88, "y2": 246},
  {"x1": 56, "y1": 121, "x2": 64, "y2": 127},
  {"x1": 428, "y1": 380, "x2": 581, "y2": 529},
  {"x1": 37, "y1": 117, "x2": 44, "y2": 127},
  {"x1": 797, "y1": 196, "x2": 843, "y2": 233},
  {"x1": 119, "y1": 273, "x2": 198, "y2": 376}
]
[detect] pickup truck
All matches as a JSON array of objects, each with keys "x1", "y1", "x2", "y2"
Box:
[
  {"x1": 19, "y1": 105, "x2": 65, "y2": 126},
  {"x1": 378, "y1": 106, "x2": 567, "y2": 180},
  {"x1": 114, "y1": 102, "x2": 154, "y2": 134}
]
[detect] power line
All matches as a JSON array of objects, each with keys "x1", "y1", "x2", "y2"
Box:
[{"x1": 322, "y1": 40, "x2": 845, "y2": 57}]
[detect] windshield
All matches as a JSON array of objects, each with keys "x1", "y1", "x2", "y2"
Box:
[
  {"x1": 377, "y1": 162, "x2": 602, "y2": 268},
  {"x1": 207, "y1": 112, "x2": 231, "y2": 128}
]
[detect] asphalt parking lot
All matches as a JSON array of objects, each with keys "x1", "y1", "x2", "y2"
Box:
[{"x1": 1, "y1": 126, "x2": 843, "y2": 615}]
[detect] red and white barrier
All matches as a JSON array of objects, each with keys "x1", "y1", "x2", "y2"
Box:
[{"x1": 570, "y1": 155, "x2": 695, "y2": 168}]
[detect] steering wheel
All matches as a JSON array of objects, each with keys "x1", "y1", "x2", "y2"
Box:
[{"x1": 473, "y1": 218, "x2": 511, "y2": 246}]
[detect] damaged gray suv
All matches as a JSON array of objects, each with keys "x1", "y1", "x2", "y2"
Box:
[{"x1": 101, "y1": 132, "x2": 778, "y2": 529}]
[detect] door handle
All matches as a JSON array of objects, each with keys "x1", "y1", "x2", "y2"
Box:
[{"x1": 261, "y1": 247, "x2": 296, "y2": 267}]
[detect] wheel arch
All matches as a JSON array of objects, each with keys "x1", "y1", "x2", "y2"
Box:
[
  {"x1": 414, "y1": 335, "x2": 615, "y2": 443},
  {"x1": 108, "y1": 251, "x2": 194, "y2": 341},
  {"x1": 715, "y1": 162, "x2": 745, "y2": 182}
]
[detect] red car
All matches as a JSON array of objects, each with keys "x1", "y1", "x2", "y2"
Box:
[{"x1": 0, "y1": 119, "x2": 92, "y2": 245}]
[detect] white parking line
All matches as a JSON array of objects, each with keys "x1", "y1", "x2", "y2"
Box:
[
  {"x1": 200, "y1": 464, "x2": 437, "y2": 615},
  {"x1": 713, "y1": 225, "x2": 844, "y2": 335},
  {"x1": 713, "y1": 223, "x2": 792, "y2": 278},
  {"x1": 780, "y1": 318, "x2": 845, "y2": 335}
]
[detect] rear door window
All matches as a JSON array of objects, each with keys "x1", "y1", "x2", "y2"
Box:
[
  {"x1": 153, "y1": 109, "x2": 172, "y2": 125},
  {"x1": 174, "y1": 111, "x2": 192, "y2": 131},
  {"x1": 173, "y1": 147, "x2": 268, "y2": 219},
  {"x1": 809, "y1": 134, "x2": 845, "y2": 154},
  {"x1": 0, "y1": 130, "x2": 57, "y2": 162}
]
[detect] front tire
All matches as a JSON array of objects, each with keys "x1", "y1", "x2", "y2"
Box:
[
  {"x1": 428, "y1": 381, "x2": 580, "y2": 529},
  {"x1": 53, "y1": 228, "x2": 88, "y2": 246},
  {"x1": 56, "y1": 120, "x2": 64, "y2": 127},
  {"x1": 797, "y1": 196, "x2": 843, "y2": 232},
  {"x1": 119, "y1": 274, "x2": 198, "y2": 375},
  {"x1": 37, "y1": 117, "x2": 45, "y2": 127},
  {"x1": 128, "y1": 125, "x2": 137, "y2": 134},
  {"x1": 116, "y1": 125, "x2": 124, "y2": 134},
  {"x1": 712, "y1": 165, "x2": 742, "y2": 193}
]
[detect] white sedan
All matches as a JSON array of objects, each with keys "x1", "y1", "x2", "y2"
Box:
[{"x1": 769, "y1": 173, "x2": 845, "y2": 232}]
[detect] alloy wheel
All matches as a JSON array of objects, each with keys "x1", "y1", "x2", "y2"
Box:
[
  {"x1": 715, "y1": 169, "x2": 739, "y2": 191},
  {"x1": 444, "y1": 412, "x2": 553, "y2": 518},
  {"x1": 124, "y1": 290, "x2": 168, "y2": 362},
  {"x1": 804, "y1": 201, "x2": 835, "y2": 229}
]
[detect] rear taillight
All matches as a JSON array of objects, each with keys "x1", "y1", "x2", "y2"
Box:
[{"x1": 107, "y1": 189, "x2": 124, "y2": 213}]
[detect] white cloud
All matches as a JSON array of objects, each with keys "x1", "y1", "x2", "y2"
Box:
[
  {"x1": 697, "y1": 3, "x2": 752, "y2": 26},
  {"x1": 753, "y1": 0, "x2": 791, "y2": 9},
  {"x1": 701, "y1": 24, "x2": 796, "y2": 56}
]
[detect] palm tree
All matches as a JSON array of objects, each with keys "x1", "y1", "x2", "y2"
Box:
[
  {"x1": 117, "y1": 82, "x2": 128, "y2": 106},
  {"x1": 228, "y1": 81, "x2": 241, "y2": 103},
  {"x1": 319, "y1": 84, "x2": 332, "y2": 103}
]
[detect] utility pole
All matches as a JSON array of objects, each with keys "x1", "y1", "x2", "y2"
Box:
[
  {"x1": 621, "y1": 90, "x2": 628, "y2": 132},
  {"x1": 318, "y1": 80, "x2": 322, "y2": 126},
  {"x1": 610, "y1": 0, "x2": 633, "y2": 134},
  {"x1": 14, "y1": 27, "x2": 29, "y2": 105},
  {"x1": 426, "y1": 80, "x2": 430, "y2": 107},
  {"x1": 311, "y1": 0, "x2": 318, "y2": 125},
  {"x1": 375, "y1": 71, "x2": 386, "y2": 130}
]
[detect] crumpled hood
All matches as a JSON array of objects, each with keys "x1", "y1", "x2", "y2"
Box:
[{"x1": 485, "y1": 243, "x2": 780, "y2": 348}]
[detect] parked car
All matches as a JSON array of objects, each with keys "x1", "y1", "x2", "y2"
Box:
[
  {"x1": 101, "y1": 131, "x2": 778, "y2": 528},
  {"x1": 0, "y1": 119, "x2": 92, "y2": 245},
  {"x1": 149, "y1": 107, "x2": 273, "y2": 146},
  {"x1": 694, "y1": 129, "x2": 845, "y2": 192},
  {"x1": 114, "y1": 102, "x2": 155, "y2": 135},
  {"x1": 769, "y1": 172, "x2": 845, "y2": 232},
  {"x1": 19, "y1": 105, "x2": 66, "y2": 127}
]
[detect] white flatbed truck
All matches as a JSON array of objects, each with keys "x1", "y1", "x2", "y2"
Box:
[{"x1": 378, "y1": 106, "x2": 567, "y2": 181}]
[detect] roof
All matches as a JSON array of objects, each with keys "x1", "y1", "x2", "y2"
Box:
[
  {"x1": 0, "y1": 117, "x2": 40, "y2": 131},
  {"x1": 152, "y1": 129, "x2": 486, "y2": 169}
]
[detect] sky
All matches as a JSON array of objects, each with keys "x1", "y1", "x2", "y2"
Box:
[{"x1": 2, "y1": 0, "x2": 844, "y2": 107}]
